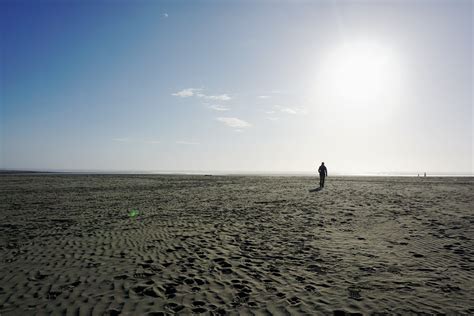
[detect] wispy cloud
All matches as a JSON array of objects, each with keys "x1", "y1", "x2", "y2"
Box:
[
  {"x1": 274, "y1": 105, "x2": 306, "y2": 115},
  {"x1": 172, "y1": 88, "x2": 231, "y2": 101},
  {"x1": 279, "y1": 107, "x2": 298, "y2": 114},
  {"x1": 176, "y1": 141, "x2": 200, "y2": 145},
  {"x1": 207, "y1": 104, "x2": 230, "y2": 111},
  {"x1": 258, "y1": 95, "x2": 270, "y2": 99},
  {"x1": 197, "y1": 92, "x2": 231, "y2": 101},
  {"x1": 162, "y1": 13, "x2": 169, "y2": 18},
  {"x1": 172, "y1": 88, "x2": 201, "y2": 98},
  {"x1": 216, "y1": 117, "x2": 251, "y2": 128}
]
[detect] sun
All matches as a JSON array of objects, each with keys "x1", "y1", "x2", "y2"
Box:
[{"x1": 315, "y1": 39, "x2": 402, "y2": 110}]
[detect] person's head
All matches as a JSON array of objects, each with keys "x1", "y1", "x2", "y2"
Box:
[{"x1": 321, "y1": 162, "x2": 325, "y2": 165}]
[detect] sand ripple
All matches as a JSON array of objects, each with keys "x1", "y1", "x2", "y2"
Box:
[{"x1": 0, "y1": 175, "x2": 473, "y2": 315}]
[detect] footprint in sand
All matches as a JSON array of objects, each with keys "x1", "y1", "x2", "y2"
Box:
[
  {"x1": 191, "y1": 307, "x2": 207, "y2": 314},
  {"x1": 213, "y1": 258, "x2": 233, "y2": 274},
  {"x1": 113, "y1": 274, "x2": 129, "y2": 280},
  {"x1": 213, "y1": 308, "x2": 228, "y2": 315},
  {"x1": 184, "y1": 278, "x2": 195, "y2": 285},
  {"x1": 142, "y1": 286, "x2": 162, "y2": 298},
  {"x1": 163, "y1": 283, "x2": 177, "y2": 298},
  {"x1": 134, "y1": 267, "x2": 155, "y2": 278},
  {"x1": 191, "y1": 302, "x2": 208, "y2": 313},
  {"x1": 304, "y1": 284, "x2": 318, "y2": 293},
  {"x1": 307, "y1": 264, "x2": 324, "y2": 273},
  {"x1": 108, "y1": 308, "x2": 123, "y2": 316},
  {"x1": 231, "y1": 283, "x2": 247, "y2": 290},
  {"x1": 287, "y1": 296, "x2": 301, "y2": 305},
  {"x1": 194, "y1": 278, "x2": 206, "y2": 285},
  {"x1": 441, "y1": 284, "x2": 461, "y2": 293},
  {"x1": 232, "y1": 289, "x2": 251, "y2": 305},
  {"x1": 47, "y1": 281, "x2": 81, "y2": 300},
  {"x1": 265, "y1": 284, "x2": 277, "y2": 292},
  {"x1": 334, "y1": 310, "x2": 363, "y2": 316},
  {"x1": 164, "y1": 302, "x2": 185, "y2": 313},
  {"x1": 30, "y1": 270, "x2": 49, "y2": 281},
  {"x1": 348, "y1": 287, "x2": 363, "y2": 301},
  {"x1": 220, "y1": 268, "x2": 233, "y2": 274},
  {"x1": 247, "y1": 301, "x2": 258, "y2": 307}
]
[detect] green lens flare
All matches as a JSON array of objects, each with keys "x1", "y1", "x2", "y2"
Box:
[{"x1": 129, "y1": 209, "x2": 139, "y2": 217}]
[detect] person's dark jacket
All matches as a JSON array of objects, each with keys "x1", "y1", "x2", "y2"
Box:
[{"x1": 318, "y1": 165, "x2": 327, "y2": 177}]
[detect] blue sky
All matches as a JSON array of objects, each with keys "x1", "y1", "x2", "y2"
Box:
[{"x1": 1, "y1": 0, "x2": 472, "y2": 174}]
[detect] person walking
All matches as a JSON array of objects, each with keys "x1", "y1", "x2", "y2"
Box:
[{"x1": 318, "y1": 162, "x2": 328, "y2": 188}]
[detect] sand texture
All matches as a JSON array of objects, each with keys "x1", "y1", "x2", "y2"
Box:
[{"x1": 0, "y1": 175, "x2": 473, "y2": 315}]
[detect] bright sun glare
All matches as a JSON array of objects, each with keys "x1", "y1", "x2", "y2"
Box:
[{"x1": 316, "y1": 39, "x2": 402, "y2": 111}]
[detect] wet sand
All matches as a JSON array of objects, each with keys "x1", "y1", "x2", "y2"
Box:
[{"x1": 0, "y1": 175, "x2": 473, "y2": 315}]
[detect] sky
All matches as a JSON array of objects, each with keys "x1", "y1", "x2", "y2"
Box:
[{"x1": 1, "y1": 0, "x2": 472, "y2": 174}]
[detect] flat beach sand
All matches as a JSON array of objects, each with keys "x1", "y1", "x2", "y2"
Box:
[{"x1": 0, "y1": 175, "x2": 473, "y2": 315}]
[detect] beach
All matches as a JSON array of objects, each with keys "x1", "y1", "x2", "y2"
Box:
[{"x1": 0, "y1": 174, "x2": 473, "y2": 315}]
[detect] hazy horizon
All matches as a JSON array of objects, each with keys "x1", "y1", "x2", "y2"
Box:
[
  {"x1": 1, "y1": 0, "x2": 472, "y2": 174},
  {"x1": 1, "y1": 167, "x2": 472, "y2": 177}
]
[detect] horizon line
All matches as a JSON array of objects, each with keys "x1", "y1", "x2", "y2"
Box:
[{"x1": 1, "y1": 168, "x2": 473, "y2": 177}]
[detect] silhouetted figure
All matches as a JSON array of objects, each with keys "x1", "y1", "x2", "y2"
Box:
[{"x1": 318, "y1": 162, "x2": 328, "y2": 188}]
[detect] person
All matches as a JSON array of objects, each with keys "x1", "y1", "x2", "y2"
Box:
[{"x1": 318, "y1": 162, "x2": 328, "y2": 188}]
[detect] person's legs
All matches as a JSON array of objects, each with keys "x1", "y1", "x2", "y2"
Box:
[{"x1": 321, "y1": 175, "x2": 325, "y2": 188}]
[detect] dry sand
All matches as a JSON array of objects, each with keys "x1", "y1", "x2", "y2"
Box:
[{"x1": 0, "y1": 174, "x2": 473, "y2": 315}]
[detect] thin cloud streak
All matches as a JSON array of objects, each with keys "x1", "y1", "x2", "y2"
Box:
[
  {"x1": 172, "y1": 88, "x2": 231, "y2": 101},
  {"x1": 196, "y1": 92, "x2": 231, "y2": 101},
  {"x1": 172, "y1": 88, "x2": 201, "y2": 98},
  {"x1": 274, "y1": 105, "x2": 307, "y2": 115},
  {"x1": 216, "y1": 117, "x2": 251, "y2": 128},
  {"x1": 279, "y1": 107, "x2": 298, "y2": 114},
  {"x1": 207, "y1": 104, "x2": 230, "y2": 111}
]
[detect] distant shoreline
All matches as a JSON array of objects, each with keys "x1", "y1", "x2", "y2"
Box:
[{"x1": 1, "y1": 169, "x2": 472, "y2": 177}]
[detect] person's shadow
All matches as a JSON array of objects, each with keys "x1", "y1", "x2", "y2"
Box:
[{"x1": 309, "y1": 187, "x2": 323, "y2": 192}]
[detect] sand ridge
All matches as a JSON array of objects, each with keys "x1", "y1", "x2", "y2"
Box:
[{"x1": 0, "y1": 175, "x2": 473, "y2": 315}]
